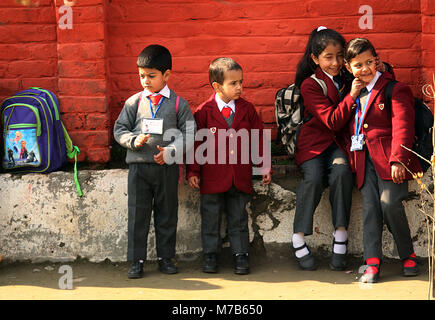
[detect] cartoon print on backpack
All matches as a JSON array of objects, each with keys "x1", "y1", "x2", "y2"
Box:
[{"x1": 3, "y1": 128, "x2": 40, "y2": 168}]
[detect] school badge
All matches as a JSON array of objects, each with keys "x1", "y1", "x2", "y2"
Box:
[
  {"x1": 378, "y1": 103, "x2": 384, "y2": 110},
  {"x1": 210, "y1": 127, "x2": 217, "y2": 134}
]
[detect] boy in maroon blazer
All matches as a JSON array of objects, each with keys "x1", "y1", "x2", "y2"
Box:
[
  {"x1": 344, "y1": 38, "x2": 421, "y2": 283},
  {"x1": 186, "y1": 57, "x2": 272, "y2": 275}
]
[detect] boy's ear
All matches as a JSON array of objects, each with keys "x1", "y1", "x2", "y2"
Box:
[
  {"x1": 345, "y1": 63, "x2": 352, "y2": 74},
  {"x1": 163, "y1": 69, "x2": 171, "y2": 80},
  {"x1": 310, "y1": 53, "x2": 319, "y2": 65},
  {"x1": 211, "y1": 81, "x2": 220, "y2": 91}
]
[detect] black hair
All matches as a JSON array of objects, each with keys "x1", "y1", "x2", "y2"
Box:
[
  {"x1": 344, "y1": 38, "x2": 377, "y2": 64},
  {"x1": 294, "y1": 28, "x2": 346, "y2": 88},
  {"x1": 208, "y1": 57, "x2": 242, "y2": 86},
  {"x1": 137, "y1": 44, "x2": 172, "y2": 74}
]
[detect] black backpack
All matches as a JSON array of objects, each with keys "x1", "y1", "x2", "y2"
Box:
[
  {"x1": 274, "y1": 75, "x2": 327, "y2": 157},
  {"x1": 385, "y1": 80, "x2": 433, "y2": 172}
]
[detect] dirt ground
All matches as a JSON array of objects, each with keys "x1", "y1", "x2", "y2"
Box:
[{"x1": 0, "y1": 253, "x2": 432, "y2": 301}]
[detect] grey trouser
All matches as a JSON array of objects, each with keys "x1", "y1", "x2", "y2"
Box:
[
  {"x1": 361, "y1": 153, "x2": 414, "y2": 260},
  {"x1": 293, "y1": 143, "x2": 354, "y2": 235},
  {"x1": 127, "y1": 163, "x2": 179, "y2": 261},
  {"x1": 200, "y1": 185, "x2": 251, "y2": 255}
]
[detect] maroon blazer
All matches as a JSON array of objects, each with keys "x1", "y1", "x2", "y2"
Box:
[
  {"x1": 295, "y1": 67, "x2": 356, "y2": 166},
  {"x1": 347, "y1": 72, "x2": 421, "y2": 189},
  {"x1": 186, "y1": 94, "x2": 270, "y2": 194}
]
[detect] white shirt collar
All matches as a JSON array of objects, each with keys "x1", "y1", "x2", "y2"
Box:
[
  {"x1": 322, "y1": 70, "x2": 340, "y2": 90},
  {"x1": 143, "y1": 84, "x2": 170, "y2": 98},
  {"x1": 215, "y1": 93, "x2": 235, "y2": 112},
  {"x1": 365, "y1": 71, "x2": 382, "y2": 92}
]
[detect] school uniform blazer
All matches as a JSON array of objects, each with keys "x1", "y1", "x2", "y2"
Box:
[
  {"x1": 347, "y1": 72, "x2": 421, "y2": 189},
  {"x1": 186, "y1": 94, "x2": 270, "y2": 195},
  {"x1": 295, "y1": 67, "x2": 356, "y2": 166}
]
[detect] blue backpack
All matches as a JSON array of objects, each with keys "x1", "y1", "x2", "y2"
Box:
[{"x1": 1, "y1": 87, "x2": 82, "y2": 196}]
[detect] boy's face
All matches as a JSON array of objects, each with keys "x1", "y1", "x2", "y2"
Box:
[
  {"x1": 213, "y1": 69, "x2": 243, "y2": 103},
  {"x1": 346, "y1": 50, "x2": 377, "y2": 85},
  {"x1": 311, "y1": 43, "x2": 344, "y2": 77},
  {"x1": 138, "y1": 67, "x2": 171, "y2": 93}
]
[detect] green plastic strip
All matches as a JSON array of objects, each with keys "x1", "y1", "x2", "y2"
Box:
[{"x1": 67, "y1": 145, "x2": 83, "y2": 197}]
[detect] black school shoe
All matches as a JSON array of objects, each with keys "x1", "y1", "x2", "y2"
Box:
[
  {"x1": 234, "y1": 253, "x2": 250, "y2": 275},
  {"x1": 293, "y1": 243, "x2": 318, "y2": 271},
  {"x1": 158, "y1": 258, "x2": 178, "y2": 274},
  {"x1": 202, "y1": 253, "x2": 218, "y2": 273},
  {"x1": 330, "y1": 239, "x2": 348, "y2": 271},
  {"x1": 128, "y1": 261, "x2": 144, "y2": 279},
  {"x1": 402, "y1": 254, "x2": 420, "y2": 277}
]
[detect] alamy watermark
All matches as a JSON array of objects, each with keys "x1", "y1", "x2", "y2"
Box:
[
  {"x1": 58, "y1": 265, "x2": 73, "y2": 290},
  {"x1": 359, "y1": 5, "x2": 373, "y2": 30},
  {"x1": 157, "y1": 121, "x2": 272, "y2": 175}
]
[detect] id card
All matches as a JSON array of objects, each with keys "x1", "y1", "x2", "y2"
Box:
[
  {"x1": 141, "y1": 118, "x2": 163, "y2": 134},
  {"x1": 350, "y1": 134, "x2": 365, "y2": 152}
]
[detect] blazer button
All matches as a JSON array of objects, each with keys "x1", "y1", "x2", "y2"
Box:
[
  {"x1": 352, "y1": 104, "x2": 357, "y2": 109},
  {"x1": 230, "y1": 150, "x2": 234, "y2": 155},
  {"x1": 363, "y1": 123, "x2": 368, "y2": 129},
  {"x1": 229, "y1": 133, "x2": 234, "y2": 138}
]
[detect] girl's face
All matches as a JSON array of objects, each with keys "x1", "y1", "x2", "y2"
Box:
[
  {"x1": 346, "y1": 50, "x2": 377, "y2": 85},
  {"x1": 213, "y1": 69, "x2": 243, "y2": 103},
  {"x1": 311, "y1": 43, "x2": 344, "y2": 76}
]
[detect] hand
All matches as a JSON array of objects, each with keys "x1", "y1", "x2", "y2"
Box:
[
  {"x1": 375, "y1": 56, "x2": 386, "y2": 73},
  {"x1": 350, "y1": 77, "x2": 365, "y2": 100},
  {"x1": 391, "y1": 163, "x2": 406, "y2": 184},
  {"x1": 262, "y1": 173, "x2": 271, "y2": 185},
  {"x1": 134, "y1": 133, "x2": 150, "y2": 148},
  {"x1": 153, "y1": 145, "x2": 165, "y2": 165},
  {"x1": 188, "y1": 176, "x2": 200, "y2": 189}
]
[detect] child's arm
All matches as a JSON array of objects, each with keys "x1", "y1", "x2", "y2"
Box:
[
  {"x1": 113, "y1": 96, "x2": 141, "y2": 149},
  {"x1": 301, "y1": 79, "x2": 356, "y2": 132},
  {"x1": 186, "y1": 108, "x2": 205, "y2": 186},
  {"x1": 165, "y1": 97, "x2": 196, "y2": 159},
  {"x1": 389, "y1": 83, "x2": 415, "y2": 169}
]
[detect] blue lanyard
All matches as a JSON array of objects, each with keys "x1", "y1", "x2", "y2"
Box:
[
  {"x1": 354, "y1": 90, "x2": 372, "y2": 135},
  {"x1": 147, "y1": 96, "x2": 165, "y2": 119}
]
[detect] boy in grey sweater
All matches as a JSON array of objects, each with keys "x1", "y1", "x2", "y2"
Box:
[{"x1": 114, "y1": 44, "x2": 195, "y2": 279}]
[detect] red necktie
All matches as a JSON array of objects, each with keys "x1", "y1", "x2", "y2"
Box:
[
  {"x1": 149, "y1": 94, "x2": 163, "y2": 106},
  {"x1": 221, "y1": 106, "x2": 232, "y2": 118}
]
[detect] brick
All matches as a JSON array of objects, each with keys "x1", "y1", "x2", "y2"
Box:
[
  {"x1": 0, "y1": 79, "x2": 21, "y2": 96},
  {"x1": 61, "y1": 113, "x2": 85, "y2": 130},
  {"x1": 57, "y1": 23, "x2": 105, "y2": 43},
  {"x1": 7, "y1": 60, "x2": 56, "y2": 77},
  {"x1": 20, "y1": 77, "x2": 57, "y2": 92},
  {"x1": 0, "y1": 7, "x2": 55, "y2": 24},
  {"x1": 0, "y1": 24, "x2": 56, "y2": 43},
  {"x1": 58, "y1": 60, "x2": 106, "y2": 78},
  {"x1": 421, "y1": 0, "x2": 435, "y2": 16},
  {"x1": 422, "y1": 16, "x2": 435, "y2": 33},
  {"x1": 0, "y1": 43, "x2": 57, "y2": 61},
  {"x1": 86, "y1": 147, "x2": 110, "y2": 163},
  {"x1": 85, "y1": 113, "x2": 109, "y2": 130},
  {"x1": 59, "y1": 96, "x2": 107, "y2": 113},
  {"x1": 57, "y1": 42, "x2": 106, "y2": 60},
  {"x1": 58, "y1": 79, "x2": 106, "y2": 96},
  {"x1": 72, "y1": 5, "x2": 105, "y2": 23},
  {"x1": 68, "y1": 130, "x2": 111, "y2": 148}
]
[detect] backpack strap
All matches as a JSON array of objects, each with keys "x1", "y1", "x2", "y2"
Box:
[
  {"x1": 175, "y1": 95, "x2": 180, "y2": 113},
  {"x1": 384, "y1": 80, "x2": 398, "y2": 110},
  {"x1": 310, "y1": 74, "x2": 328, "y2": 97}
]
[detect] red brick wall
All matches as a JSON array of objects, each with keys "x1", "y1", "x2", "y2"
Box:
[{"x1": 0, "y1": 0, "x2": 434, "y2": 163}]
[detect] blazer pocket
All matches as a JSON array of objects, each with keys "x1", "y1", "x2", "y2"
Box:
[{"x1": 379, "y1": 136, "x2": 392, "y2": 164}]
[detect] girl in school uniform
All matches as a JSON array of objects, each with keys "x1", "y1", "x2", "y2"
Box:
[
  {"x1": 291, "y1": 27, "x2": 388, "y2": 271},
  {"x1": 344, "y1": 38, "x2": 420, "y2": 283}
]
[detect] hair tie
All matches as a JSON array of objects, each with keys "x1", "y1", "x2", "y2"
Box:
[{"x1": 317, "y1": 26, "x2": 327, "y2": 32}]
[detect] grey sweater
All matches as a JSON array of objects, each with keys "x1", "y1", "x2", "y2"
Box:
[{"x1": 113, "y1": 89, "x2": 195, "y2": 164}]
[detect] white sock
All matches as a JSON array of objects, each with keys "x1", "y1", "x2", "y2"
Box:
[
  {"x1": 292, "y1": 233, "x2": 309, "y2": 258},
  {"x1": 333, "y1": 229, "x2": 347, "y2": 254}
]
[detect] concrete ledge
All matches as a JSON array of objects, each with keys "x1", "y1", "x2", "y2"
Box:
[{"x1": 0, "y1": 168, "x2": 431, "y2": 262}]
